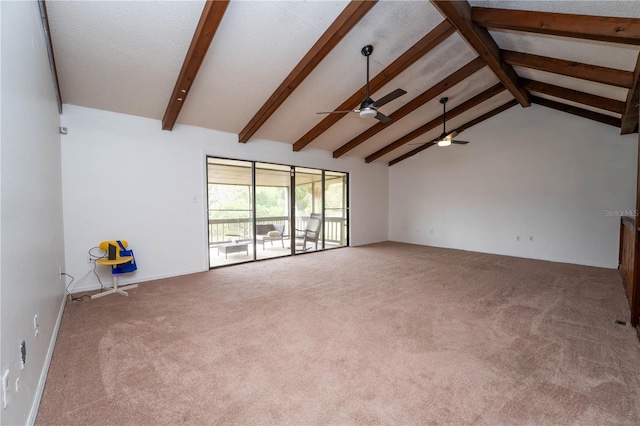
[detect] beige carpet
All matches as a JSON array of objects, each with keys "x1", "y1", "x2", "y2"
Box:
[{"x1": 37, "y1": 242, "x2": 640, "y2": 425}]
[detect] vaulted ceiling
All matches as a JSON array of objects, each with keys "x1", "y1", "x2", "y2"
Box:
[{"x1": 45, "y1": 0, "x2": 640, "y2": 166}]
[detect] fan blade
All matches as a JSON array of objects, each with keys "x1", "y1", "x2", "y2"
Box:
[
  {"x1": 451, "y1": 140, "x2": 469, "y2": 145},
  {"x1": 407, "y1": 139, "x2": 437, "y2": 146},
  {"x1": 316, "y1": 110, "x2": 357, "y2": 115},
  {"x1": 375, "y1": 112, "x2": 391, "y2": 123},
  {"x1": 372, "y1": 89, "x2": 407, "y2": 108}
]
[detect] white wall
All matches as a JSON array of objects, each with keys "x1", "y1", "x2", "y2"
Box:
[
  {"x1": 389, "y1": 104, "x2": 637, "y2": 268},
  {"x1": 0, "y1": 1, "x2": 66, "y2": 424},
  {"x1": 60, "y1": 105, "x2": 389, "y2": 292}
]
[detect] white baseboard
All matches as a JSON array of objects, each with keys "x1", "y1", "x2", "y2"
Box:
[
  {"x1": 69, "y1": 267, "x2": 209, "y2": 294},
  {"x1": 388, "y1": 239, "x2": 618, "y2": 269},
  {"x1": 27, "y1": 293, "x2": 67, "y2": 425}
]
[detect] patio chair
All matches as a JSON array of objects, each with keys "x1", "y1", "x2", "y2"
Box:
[
  {"x1": 255, "y1": 223, "x2": 285, "y2": 249},
  {"x1": 295, "y1": 213, "x2": 322, "y2": 251}
]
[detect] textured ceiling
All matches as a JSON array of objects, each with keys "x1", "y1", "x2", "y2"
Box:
[
  {"x1": 47, "y1": 1, "x2": 205, "y2": 120},
  {"x1": 46, "y1": 0, "x2": 639, "y2": 165}
]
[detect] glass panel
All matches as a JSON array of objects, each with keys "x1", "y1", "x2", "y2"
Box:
[
  {"x1": 324, "y1": 171, "x2": 348, "y2": 249},
  {"x1": 255, "y1": 163, "x2": 292, "y2": 260},
  {"x1": 207, "y1": 158, "x2": 254, "y2": 267},
  {"x1": 294, "y1": 168, "x2": 323, "y2": 253}
]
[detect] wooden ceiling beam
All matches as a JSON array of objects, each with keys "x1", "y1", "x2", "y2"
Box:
[
  {"x1": 292, "y1": 19, "x2": 456, "y2": 151},
  {"x1": 454, "y1": 99, "x2": 519, "y2": 134},
  {"x1": 620, "y1": 52, "x2": 640, "y2": 134},
  {"x1": 388, "y1": 142, "x2": 436, "y2": 167},
  {"x1": 430, "y1": 0, "x2": 529, "y2": 107},
  {"x1": 389, "y1": 99, "x2": 518, "y2": 166},
  {"x1": 471, "y1": 7, "x2": 640, "y2": 46},
  {"x1": 332, "y1": 56, "x2": 486, "y2": 158},
  {"x1": 531, "y1": 96, "x2": 622, "y2": 128},
  {"x1": 365, "y1": 83, "x2": 505, "y2": 163},
  {"x1": 502, "y1": 50, "x2": 634, "y2": 88},
  {"x1": 521, "y1": 79, "x2": 626, "y2": 115},
  {"x1": 162, "y1": 0, "x2": 229, "y2": 131},
  {"x1": 239, "y1": 0, "x2": 377, "y2": 144}
]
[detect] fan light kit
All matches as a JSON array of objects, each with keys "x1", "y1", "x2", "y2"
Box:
[
  {"x1": 408, "y1": 97, "x2": 470, "y2": 148},
  {"x1": 317, "y1": 45, "x2": 407, "y2": 123},
  {"x1": 437, "y1": 130, "x2": 458, "y2": 147},
  {"x1": 359, "y1": 108, "x2": 377, "y2": 119},
  {"x1": 434, "y1": 97, "x2": 468, "y2": 147}
]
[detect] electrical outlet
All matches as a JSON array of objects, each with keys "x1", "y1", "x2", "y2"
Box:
[{"x1": 19, "y1": 341, "x2": 26, "y2": 369}]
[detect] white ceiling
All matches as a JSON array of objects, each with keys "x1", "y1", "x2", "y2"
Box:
[
  {"x1": 47, "y1": 0, "x2": 205, "y2": 120},
  {"x1": 46, "y1": 0, "x2": 639, "y2": 165}
]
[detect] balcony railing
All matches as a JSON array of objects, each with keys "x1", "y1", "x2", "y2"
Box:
[{"x1": 208, "y1": 215, "x2": 346, "y2": 246}]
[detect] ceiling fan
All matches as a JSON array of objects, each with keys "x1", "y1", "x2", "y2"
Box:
[
  {"x1": 431, "y1": 97, "x2": 468, "y2": 147},
  {"x1": 317, "y1": 45, "x2": 406, "y2": 124}
]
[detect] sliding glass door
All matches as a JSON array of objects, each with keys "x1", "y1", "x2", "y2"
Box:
[
  {"x1": 207, "y1": 158, "x2": 254, "y2": 267},
  {"x1": 255, "y1": 163, "x2": 291, "y2": 261},
  {"x1": 324, "y1": 171, "x2": 349, "y2": 249},
  {"x1": 206, "y1": 157, "x2": 349, "y2": 267},
  {"x1": 294, "y1": 168, "x2": 323, "y2": 253}
]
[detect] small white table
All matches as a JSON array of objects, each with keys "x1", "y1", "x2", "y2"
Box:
[{"x1": 91, "y1": 257, "x2": 138, "y2": 299}]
